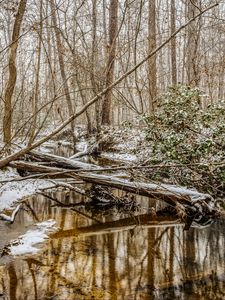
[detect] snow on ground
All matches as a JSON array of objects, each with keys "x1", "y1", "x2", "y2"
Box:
[
  {"x1": 101, "y1": 152, "x2": 137, "y2": 162},
  {"x1": 76, "y1": 140, "x2": 88, "y2": 152},
  {"x1": 9, "y1": 219, "x2": 57, "y2": 256},
  {"x1": 0, "y1": 169, "x2": 51, "y2": 212}
]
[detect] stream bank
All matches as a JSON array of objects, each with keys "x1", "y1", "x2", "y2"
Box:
[{"x1": 0, "y1": 135, "x2": 224, "y2": 299}]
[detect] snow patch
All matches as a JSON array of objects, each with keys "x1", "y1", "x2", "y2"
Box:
[
  {"x1": 101, "y1": 152, "x2": 137, "y2": 162},
  {"x1": 76, "y1": 141, "x2": 88, "y2": 152},
  {"x1": 0, "y1": 179, "x2": 51, "y2": 212},
  {"x1": 9, "y1": 219, "x2": 57, "y2": 256}
]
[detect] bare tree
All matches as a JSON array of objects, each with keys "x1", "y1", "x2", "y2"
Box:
[
  {"x1": 148, "y1": 0, "x2": 157, "y2": 112},
  {"x1": 170, "y1": 0, "x2": 177, "y2": 86},
  {"x1": 50, "y1": 0, "x2": 76, "y2": 145},
  {"x1": 3, "y1": 0, "x2": 27, "y2": 152},
  {"x1": 186, "y1": 0, "x2": 201, "y2": 86},
  {"x1": 101, "y1": 0, "x2": 119, "y2": 125}
]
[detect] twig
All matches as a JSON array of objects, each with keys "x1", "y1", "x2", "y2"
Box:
[{"x1": 0, "y1": 2, "x2": 218, "y2": 169}]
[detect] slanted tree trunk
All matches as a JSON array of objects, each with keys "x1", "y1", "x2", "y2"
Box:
[
  {"x1": 148, "y1": 0, "x2": 157, "y2": 112},
  {"x1": 3, "y1": 0, "x2": 27, "y2": 153},
  {"x1": 0, "y1": 3, "x2": 217, "y2": 169},
  {"x1": 50, "y1": 0, "x2": 76, "y2": 146},
  {"x1": 101, "y1": 0, "x2": 118, "y2": 125}
]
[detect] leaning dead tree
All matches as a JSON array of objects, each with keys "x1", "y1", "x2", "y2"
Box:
[{"x1": 0, "y1": 2, "x2": 218, "y2": 169}]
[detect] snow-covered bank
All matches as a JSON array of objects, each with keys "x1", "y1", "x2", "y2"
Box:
[
  {"x1": 0, "y1": 169, "x2": 51, "y2": 212},
  {"x1": 8, "y1": 220, "x2": 58, "y2": 256}
]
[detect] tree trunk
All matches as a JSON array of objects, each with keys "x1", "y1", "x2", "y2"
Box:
[
  {"x1": 186, "y1": 0, "x2": 200, "y2": 86},
  {"x1": 50, "y1": 0, "x2": 76, "y2": 146},
  {"x1": 170, "y1": 0, "x2": 177, "y2": 86},
  {"x1": 28, "y1": 0, "x2": 43, "y2": 145},
  {"x1": 0, "y1": 3, "x2": 217, "y2": 169},
  {"x1": 148, "y1": 0, "x2": 157, "y2": 112},
  {"x1": 3, "y1": 0, "x2": 27, "y2": 153},
  {"x1": 101, "y1": 0, "x2": 118, "y2": 125}
]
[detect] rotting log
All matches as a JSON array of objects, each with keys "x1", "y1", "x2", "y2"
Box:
[
  {"x1": 9, "y1": 161, "x2": 66, "y2": 174},
  {"x1": 10, "y1": 155, "x2": 214, "y2": 208},
  {"x1": 7, "y1": 148, "x2": 217, "y2": 218},
  {"x1": 28, "y1": 150, "x2": 100, "y2": 170},
  {"x1": 76, "y1": 173, "x2": 213, "y2": 205}
]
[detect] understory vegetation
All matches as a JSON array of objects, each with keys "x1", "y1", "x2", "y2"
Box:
[{"x1": 141, "y1": 85, "x2": 224, "y2": 197}]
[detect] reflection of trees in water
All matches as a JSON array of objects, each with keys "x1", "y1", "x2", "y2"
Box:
[{"x1": 1, "y1": 194, "x2": 225, "y2": 299}]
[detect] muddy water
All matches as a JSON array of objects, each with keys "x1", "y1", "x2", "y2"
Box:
[
  {"x1": 0, "y1": 190, "x2": 225, "y2": 300},
  {"x1": 0, "y1": 146, "x2": 225, "y2": 299}
]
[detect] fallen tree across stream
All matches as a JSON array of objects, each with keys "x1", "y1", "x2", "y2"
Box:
[{"x1": 4, "y1": 150, "x2": 218, "y2": 222}]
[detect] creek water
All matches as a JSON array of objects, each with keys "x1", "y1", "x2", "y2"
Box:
[{"x1": 0, "y1": 144, "x2": 224, "y2": 300}]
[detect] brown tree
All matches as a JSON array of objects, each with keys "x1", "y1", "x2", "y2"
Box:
[
  {"x1": 101, "y1": 0, "x2": 118, "y2": 125},
  {"x1": 50, "y1": 0, "x2": 76, "y2": 145},
  {"x1": 148, "y1": 0, "x2": 157, "y2": 112},
  {"x1": 3, "y1": 0, "x2": 27, "y2": 152},
  {"x1": 170, "y1": 0, "x2": 177, "y2": 86}
]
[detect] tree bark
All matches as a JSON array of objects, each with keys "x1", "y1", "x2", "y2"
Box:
[
  {"x1": 3, "y1": 0, "x2": 27, "y2": 153},
  {"x1": 148, "y1": 0, "x2": 157, "y2": 112},
  {"x1": 28, "y1": 0, "x2": 43, "y2": 145},
  {"x1": 101, "y1": 0, "x2": 118, "y2": 125},
  {"x1": 186, "y1": 0, "x2": 200, "y2": 86},
  {"x1": 0, "y1": 3, "x2": 217, "y2": 169},
  {"x1": 50, "y1": 0, "x2": 76, "y2": 146},
  {"x1": 170, "y1": 0, "x2": 177, "y2": 86}
]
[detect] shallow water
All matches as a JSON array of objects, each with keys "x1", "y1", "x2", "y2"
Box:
[
  {"x1": 0, "y1": 189, "x2": 225, "y2": 300},
  {"x1": 0, "y1": 145, "x2": 224, "y2": 299}
]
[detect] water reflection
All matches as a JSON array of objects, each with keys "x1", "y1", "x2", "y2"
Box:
[{"x1": 0, "y1": 191, "x2": 225, "y2": 300}]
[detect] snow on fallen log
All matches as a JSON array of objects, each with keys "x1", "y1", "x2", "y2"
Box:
[
  {"x1": 0, "y1": 204, "x2": 21, "y2": 223},
  {"x1": 29, "y1": 150, "x2": 101, "y2": 170},
  {"x1": 76, "y1": 173, "x2": 214, "y2": 208},
  {"x1": 10, "y1": 153, "x2": 214, "y2": 207}
]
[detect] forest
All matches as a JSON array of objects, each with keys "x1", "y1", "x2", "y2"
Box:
[{"x1": 0, "y1": 0, "x2": 224, "y2": 299}]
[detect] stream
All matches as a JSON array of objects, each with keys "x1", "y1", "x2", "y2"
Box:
[{"x1": 0, "y1": 144, "x2": 225, "y2": 300}]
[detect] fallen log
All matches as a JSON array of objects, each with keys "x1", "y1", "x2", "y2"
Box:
[
  {"x1": 9, "y1": 161, "x2": 66, "y2": 174},
  {"x1": 11, "y1": 155, "x2": 214, "y2": 204},
  {"x1": 28, "y1": 150, "x2": 100, "y2": 170},
  {"x1": 77, "y1": 173, "x2": 213, "y2": 205},
  {"x1": 9, "y1": 157, "x2": 216, "y2": 216}
]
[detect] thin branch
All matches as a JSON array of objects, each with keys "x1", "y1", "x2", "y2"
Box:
[{"x1": 0, "y1": 2, "x2": 219, "y2": 169}]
